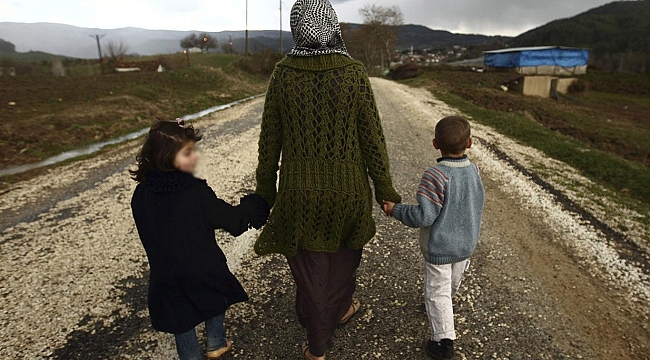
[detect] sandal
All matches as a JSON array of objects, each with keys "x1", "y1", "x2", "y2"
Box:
[
  {"x1": 339, "y1": 298, "x2": 361, "y2": 326},
  {"x1": 302, "y1": 341, "x2": 325, "y2": 360},
  {"x1": 206, "y1": 340, "x2": 232, "y2": 359}
]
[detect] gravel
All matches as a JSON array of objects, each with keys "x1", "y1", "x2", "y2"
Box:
[{"x1": 0, "y1": 78, "x2": 647, "y2": 359}]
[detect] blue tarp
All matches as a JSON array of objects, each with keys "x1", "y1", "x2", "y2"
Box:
[{"x1": 484, "y1": 47, "x2": 590, "y2": 68}]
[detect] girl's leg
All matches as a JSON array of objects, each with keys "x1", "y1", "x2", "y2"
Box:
[
  {"x1": 174, "y1": 327, "x2": 204, "y2": 360},
  {"x1": 205, "y1": 314, "x2": 228, "y2": 351}
]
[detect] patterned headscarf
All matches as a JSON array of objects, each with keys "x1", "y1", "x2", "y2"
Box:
[{"x1": 289, "y1": 0, "x2": 351, "y2": 58}]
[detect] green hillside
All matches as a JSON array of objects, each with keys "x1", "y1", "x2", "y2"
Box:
[
  {"x1": 513, "y1": 0, "x2": 650, "y2": 72},
  {"x1": 0, "y1": 50, "x2": 72, "y2": 64}
]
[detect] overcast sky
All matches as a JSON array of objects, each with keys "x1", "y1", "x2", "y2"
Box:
[{"x1": 0, "y1": 0, "x2": 616, "y2": 36}]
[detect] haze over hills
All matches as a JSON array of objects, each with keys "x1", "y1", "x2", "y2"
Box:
[
  {"x1": 0, "y1": 21, "x2": 508, "y2": 59},
  {"x1": 0, "y1": 22, "x2": 296, "y2": 58},
  {"x1": 2, "y1": 0, "x2": 647, "y2": 72}
]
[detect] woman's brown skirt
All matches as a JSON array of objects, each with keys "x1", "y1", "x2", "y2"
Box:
[{"x1": 287, "y1": 242, "x2": 363, "y2": 357}]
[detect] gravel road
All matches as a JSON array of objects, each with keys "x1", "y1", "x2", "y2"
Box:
[{"x1": 1, "y1": 78, "x2": 648, "y2": 360}]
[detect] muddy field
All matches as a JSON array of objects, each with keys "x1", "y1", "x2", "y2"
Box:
[
  {"x1": 0, "y1": 78, "x2": 648, "y2": 359},
  {"x1": 0, "y1": 57, "x2": 266, "y2": 169},
  {"x1": 408, "y1": 69, "x2": 650, "y2": 167}
]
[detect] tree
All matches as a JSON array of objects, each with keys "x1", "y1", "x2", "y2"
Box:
[
  {"x1": 342, "y1": 5, "x2": 404, "y2": 70},
  {"x1": 360, "y1": 5, "x2": 403, "y2": 67},
  {"x1": 180, "y1": 33, "x2": 217, "y2": 51},
  {"x1": 106, "y1": 40, "x2": 129, "y2": 62},
  {"x1": 0, "y1": 38, "x2": 16, "y2": 53},
  {"x1": 180, "y1": 33, "x2": 200, "y2": 49},
  {"x1": 199, "y1": 32, "x2": 218, "y2": 51}
]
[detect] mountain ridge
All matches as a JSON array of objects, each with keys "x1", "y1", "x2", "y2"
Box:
[{"x1": 0, "y1": 21, "x2": 509, "y2": 59}]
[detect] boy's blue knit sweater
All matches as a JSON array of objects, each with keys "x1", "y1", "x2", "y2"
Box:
[{"x1": 393, "y1": 156, "x2": 485, "y2": 265}]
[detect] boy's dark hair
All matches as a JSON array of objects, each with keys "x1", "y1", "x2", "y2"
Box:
[
  {"x1": 130, "y1": 120, "x2": 202, "y2": 183},
  {"x1": 435, "y1": 116, "x2": 471, "y2": 154}
]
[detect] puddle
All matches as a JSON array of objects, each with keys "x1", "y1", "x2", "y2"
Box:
[{"x1": 0, "y1": 94, "x2": 264, "y2": 177}]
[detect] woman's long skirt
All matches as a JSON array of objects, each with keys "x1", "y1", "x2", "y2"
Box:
[{"x1": 287, "y1": 242, "x2": 363, "y2": 357}]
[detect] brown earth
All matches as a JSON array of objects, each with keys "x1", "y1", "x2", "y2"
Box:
[
  {"x1": 0, "y1": 65, "x2": 266, "y2": 168},
  {"x1": 415, "y1": 68, "x2": 650, "y2": 166}
]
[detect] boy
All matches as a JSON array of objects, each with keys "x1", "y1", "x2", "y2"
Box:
[{"x1": 383, "y1": 116, "x2": 484, "y2": 360}]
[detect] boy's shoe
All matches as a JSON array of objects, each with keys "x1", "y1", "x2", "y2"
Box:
[
  {"x1": 426, "y1": 339, "x2": 454, "y2": 359},
  {"x1": 207, "y1": 340, "x2": 232, "y2": 359}
]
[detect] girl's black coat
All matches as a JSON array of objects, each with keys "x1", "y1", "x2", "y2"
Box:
[{"x1": 131, "y1": 170, "x2": 261, "y2": 334}]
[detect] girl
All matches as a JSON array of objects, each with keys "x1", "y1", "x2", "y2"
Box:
[{"x1": 130, "y1": 119, "x2": 269, "y2": 360}]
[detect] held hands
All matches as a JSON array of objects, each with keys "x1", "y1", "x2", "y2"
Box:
[
  {"x1": 382, "y1": 200, "x2": 396, "y2": 217},
  {"x1": 240, "y1": 194, "x2": 271, "y2": 230}
]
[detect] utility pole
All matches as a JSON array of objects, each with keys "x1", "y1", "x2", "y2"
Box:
[
  {"x1": 245, "y1": 0, "x2": 249, "y2": 56},
  {"x1": 89, "y1": 34, "x2": 105, "y2": 74},
  {"x1": 279, "y1": 0, "x2": 283, "y2": 55}
]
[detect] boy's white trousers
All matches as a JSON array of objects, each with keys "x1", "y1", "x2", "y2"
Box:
[{"x1": 423, "y1": 259, "x2": 470, "y2": 342}]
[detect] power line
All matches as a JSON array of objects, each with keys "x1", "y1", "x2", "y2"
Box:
[
  {"x1": 245, "y1": 0, "x2": 249, "y2": 56},
  {"x1": 89, "y1": 34, "x2": 105, "y2": 74}
]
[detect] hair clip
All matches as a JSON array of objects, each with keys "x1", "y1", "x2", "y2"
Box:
[{"x1": 176, "y1": 118, "x2": 186, "y2": 128}]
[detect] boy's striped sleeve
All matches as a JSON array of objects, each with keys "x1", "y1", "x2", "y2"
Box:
[
  {"x1": 418, "y1": 168, "x2": 447, "y2": 207},
  {"x1": 392, "y1": 168, "x2": 447, "y2": 228}
]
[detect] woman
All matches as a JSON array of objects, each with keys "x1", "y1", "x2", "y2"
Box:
[{"x1": 254, "y1": 0, "x2": 401, "y2": 359}]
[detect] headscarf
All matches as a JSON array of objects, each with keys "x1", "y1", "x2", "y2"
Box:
[{"x1": 289, "y1": 0, "x2": 351, "y2": 58}]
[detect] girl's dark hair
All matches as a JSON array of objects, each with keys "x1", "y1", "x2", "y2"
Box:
[{"x1": 130, "y1": 120, "x2": 202, "y2": 183}]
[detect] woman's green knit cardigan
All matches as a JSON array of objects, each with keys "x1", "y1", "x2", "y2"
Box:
[{"x1": 254, "y1": 54, "x2": 402, "y2": 257}]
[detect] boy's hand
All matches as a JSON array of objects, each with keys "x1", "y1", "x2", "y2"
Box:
[{"x1": 382, "y1": 200, "x2": 396, "y2": 217}]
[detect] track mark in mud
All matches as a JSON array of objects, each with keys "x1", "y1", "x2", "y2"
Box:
[{"x1": 476, "y1": 137, "x2": 650, "y2": 274}]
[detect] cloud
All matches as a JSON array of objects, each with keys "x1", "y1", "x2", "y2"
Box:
[
  {"x1": 0, "y1": 0, "x2": 616, "y2": 36},
  {"x1": 331, "y1": 0, "x2": 614, "y2": 36}
]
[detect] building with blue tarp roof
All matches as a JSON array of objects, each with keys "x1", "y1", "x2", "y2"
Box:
[{"x1": 484, "y1": 46, "x2": 590, "y2": 75}]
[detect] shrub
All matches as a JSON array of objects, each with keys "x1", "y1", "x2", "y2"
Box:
[
  {"x1": 233, "y1": 50, "x2": 283, "y2": 77},
  {"x1": 390, "y1": 63, "x2": 423, "y2": 80},
  {"x1": 158, "y1": 54, "x2": 187, "y2": 71}
]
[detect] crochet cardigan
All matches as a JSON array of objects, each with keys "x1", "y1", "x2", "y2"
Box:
[{"x1": 255, "y1": 54, "x2": 401, "y2": 257}]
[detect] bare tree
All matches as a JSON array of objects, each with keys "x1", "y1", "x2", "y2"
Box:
[
  {"x1": 199, "y1": 32, "x2": 218, "y2": 51},
  {"x1": 106, "y1": 40, "x2": 129, "y2": 62},
  {"x1": 180, "y1": 33, "x2": 217, "y2": 51},
  {"x1": 342, "y1": 5, "x2": 403, "y2": 70},
  {"x1": 359, "y1": 5, "x2": 404, "y2": 69},
  {"x1": 180, "y1": 33, "x2": 200, "y2": 49}
]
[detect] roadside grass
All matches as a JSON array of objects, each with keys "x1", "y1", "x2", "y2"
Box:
[
  {"x1": 0, "y1": 54, "x2": 267, "y2": 168},
  {"x1": 413, "y1": 83, "x2": 650, "y2": 228},
  {"x1": 403, "y1": 68, "x2": 650, "y2": 168}
]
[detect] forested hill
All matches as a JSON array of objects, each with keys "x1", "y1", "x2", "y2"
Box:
[
  {"x1": 341, "y1": 23, "x2": 510, "y2": 51},
  {"x1": 512, "y1": 0, "x2": 649, "y2": 72}
]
